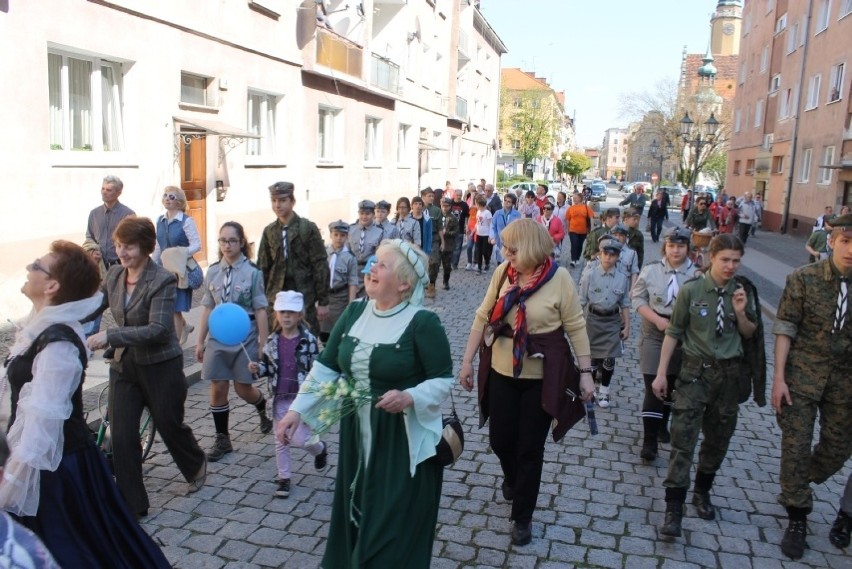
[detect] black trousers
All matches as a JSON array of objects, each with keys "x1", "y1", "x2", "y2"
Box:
[
  {"x1": 568, "y1": 232, "x2": 587, "y2": 263},
  {"x1": 487, "y1": 371, "x2": 553, "y2": 524},
  {"x1": 109, "y1": 353, "x2": 205, "y2": 513},
  {"x1": 649, "y1": 217, "x2": 665, "y2": 242},
  {"x1": 474, "y1": 235, "x2": 492, "y2": 269}
]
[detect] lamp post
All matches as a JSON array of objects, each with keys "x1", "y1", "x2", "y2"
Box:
[
  {"x1": 650, "y1": 138, "x2": 674, "y2": 191},
  {"x1": 680, "y1": 111, "x2": 719, "y2": 211}
]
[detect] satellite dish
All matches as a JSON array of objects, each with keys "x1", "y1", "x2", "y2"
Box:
[{"x1": 296, "y1": 0, "x2": 317, "y2": 49}]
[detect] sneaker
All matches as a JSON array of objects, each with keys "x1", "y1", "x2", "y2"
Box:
[
  {"x1": 314, "y1": 442, "x2": 328, "y2": 470},
  {"x1": 569, "y1": 261, "x2": 576, "y2": 268},
  {"x1": 597, "y1": 393, "x2": 610, "y2": 408},
  {"x1": 207, "y1": 433, "x2": 233, "y2": 462},
  {"x1": 781, "y1": 519, "x2": 808, "y2": 559},
  {"x1": 830, "y1": 510, "x2": 852, "y2": 548},
  {"x1": 187, "y1": 457, "x2": 207, "y2": 494},
  {"x1": 179, "y1": 324, "x2": 195, "y2": 346},
  {"x1": 443, "y1": 282, "x2": 450, "y2": 291},
  {"x1": 259, "y1": 413, "x2": 273, "y2": 434},
  {"x1": 276, "y1": 479, "x2": 291, "y2": 498},
  {"x1": 465, "y1": 263, "x2": 473, "y2": 271},
  {"x1": 477, "y1": 269, "x2": 482, "y2": 275}
]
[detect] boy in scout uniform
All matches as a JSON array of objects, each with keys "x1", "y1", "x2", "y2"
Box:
[
  {"x1": 583, "y1": 208, "x2": 621, "y2": 262},
  {"x1": 652, "y1": 234, "x2": 761, "y2": 539},
  {"x1": 623, "y1": 208, "x2": 645, "y2": 269},
  {"x1": 348, "y1": 200, "x2": 384, "y2": 296},
  {"x1": 771, "y1": 213, "x2": 852, "y2": 559},
  {"x1": 426, "y1": 196, "x2": 460, "y2": 296},
  {"x1": 578, "y1": 238, "x2": 631, "y2": 408},
  {"x1": 374, "y1": 200, "x2": 399, "y2": 240},
  {"x1": 321, "y1": 220, "x2": 359, "y2": 343},
  {"x1": 257, "y1": 181, "x2": 329, "y2": 333},
  {"x1": 609, "y1": 224, "x2": 640, "y2": 290}
]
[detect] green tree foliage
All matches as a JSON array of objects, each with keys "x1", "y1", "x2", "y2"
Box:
[
  {"x1": 556, "y1": 151, "x2": 591, "y2": 186},
  {"x1": 503, "y1": 91, "x2": 557, "y2": 176},
  {"x1": 701, "y1": 152, "x2": 727, "y2": 186}
]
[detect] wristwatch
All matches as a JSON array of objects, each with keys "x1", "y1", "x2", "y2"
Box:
[{"x1": 579, "y1": 367, "x2": 595, "y2": 374}]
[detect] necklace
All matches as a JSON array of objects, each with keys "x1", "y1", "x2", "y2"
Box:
[{"x1": 372, "y1": 301, "x2": 409, "y2": 318}]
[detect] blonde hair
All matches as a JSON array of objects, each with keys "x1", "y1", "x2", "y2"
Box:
[
  {"x1": 500, "y1": 218, "x2": 553, "y2": 271},
  {"x1": 163, "y1": 185, "x2": 188, "y2": 212}
]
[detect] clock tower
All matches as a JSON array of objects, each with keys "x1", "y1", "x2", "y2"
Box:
[{"x1": 710, "y1": 0, "x2": 742, "y2": 56}]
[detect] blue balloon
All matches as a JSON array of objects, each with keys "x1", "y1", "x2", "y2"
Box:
[{"x1": 208, "y1": 303, "x2": 251, "y2": 346}]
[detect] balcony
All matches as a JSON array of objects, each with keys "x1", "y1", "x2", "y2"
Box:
[
  {"x1": 458, "y1": 30, "x2": 470, "y2": 64},
  {"x1": 316, "y1": 28, "x2": 363, "y2": 78},
  {"x1": 369, "y1": 53, "x2": 400, "y2": 94},
  {"x1": 455, "y1": 96, "x2": 468, "y2": 121}
]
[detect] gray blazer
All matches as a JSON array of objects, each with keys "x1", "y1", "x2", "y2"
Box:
[{"x1": 100, "y1": 258, "x2": 183, "y2": 366}]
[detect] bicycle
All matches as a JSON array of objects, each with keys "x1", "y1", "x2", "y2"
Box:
[{"x1": 93, "y1": 384, "x2": 157, "y2": 463}]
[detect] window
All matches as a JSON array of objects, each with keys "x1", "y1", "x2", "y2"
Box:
[
  {"x1": 773, "y1": 155, "x2": 784, "y2": 173},
  {"x1": 744, "y1": 13, "x2": 751, "y2": 35},
  {"x1": 512, "y1": 139, "x2": 520, "y2": 150},
  {"x1": 770, "y1": 74, "x2": 782, "y2": 92},
  {"x1": 818, "y1": 146, "x2": 835, "y2": 183},
  {"x1": 48, "y1": 51, "x2": 125, "y2": 152},
  {"x1": 364, "y1": 117, "x2": 381, "y2": 163},
  {"x1": 180, "y1": 73, "x2": 208, "y2": 105},
  {"x1": 317, "y1": 106, "x2": 341, "y2": 162},
  {"x1": 511, "y1": 119, "x2": 520, "y2": 129},
  {"x1": 843, "y1": 0, "x2": 852, "y2": 17},
  {"x1": 739, "y1": 62, "x2": 746, "y2": 84},
  {"x1": 733, "y1": 160, "x2": 741, "y2": 175},
  {"x1": 512, "y1": 98, "x2": 521, "y2": 108},
  {"x1": 450, "y1": 135, "x2": 459, "y2": 168},
  {"x1": 246, "y1": 91, "x2": 279, "y2": 156},
  {"x1": 806, "y1": 74, "x2": 821, "y2": 109},
  {"x1": 530, "y1": 98, "x2": 540, "y2": 109},
  {"x1": 787, "y1": 21, "x2": 799, "y2": 53},
  {"x1": 799, "y1": 148, "x2": 812, "y2": 182},
  {"x1": 816, "y1": 0, "x2": 832, "y2": 32},
  {"x1": 760, "y1": 45, "x2": 770, "y2": 73},
  {"x1": 734, "y1": 109, "x2": 742, "y2": 132},
  {"x1": 755, "y1": 99, "x2": 764, "y2": 127},
  {"x1": 746, "y1": 159, "x2": 756, "y2": 174},
  {"x1": 397, "y1": 123, "x2": 410, "y2": 164},
  {"x1": 775, "y1": 13, "x2": 788, "y2": 33},
  {"x1": 829, "y1": 63, "x2": 845, "y2": 102}
]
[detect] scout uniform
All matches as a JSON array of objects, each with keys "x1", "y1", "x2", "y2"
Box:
[
  {"x1": 322, "y1": 220, "x2": 359, "y2": 339},
  {"x1": 427, "y1": 197, "x2": 459, "y2": 295},
  {"x1": 375, "y1": 200, "x2": 399, "y2": 241},
  {"x1": 348, "y1": 200, "x2": 384, "y2": 295},
  {"x1": 805, "y1": 223, "x2": 831, "y2": 262},
  {"x1": 578, "y1": 239, "x2": 631, "y2": 408},
  {"x1": 631, "y1": 227, "x2": 698, "y2": 461},
  {"x1": 609, "y1": 225, "x2": 640, "y2": 283},
  {"x1": 772, "y1": 213, "x2": 852, "y2": 558},
  {"x1": 583, "y1": 209, "x2": 620, "y2": 261},
  {"x1": 257, "y1": 182, "x2": 330, "y2": 333},
  {"x1": 661, "y1": 263, "x2": 760, "y2": 534},
  {"x1": 624, "y1": 212, "x2": 645, "y2": 268}
]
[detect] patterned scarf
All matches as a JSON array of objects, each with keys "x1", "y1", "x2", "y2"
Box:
[{"x1": 488, "y1": 257, "x2": 558, "y2": 378}]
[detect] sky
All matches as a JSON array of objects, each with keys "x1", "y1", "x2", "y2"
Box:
[{"x1": 479, "y1": 0, "x2": 727, "y2": 148}]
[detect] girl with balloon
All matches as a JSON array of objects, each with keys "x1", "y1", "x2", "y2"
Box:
[{"x1": 194, "y1": 222, "x2": 271, "y2": 462}]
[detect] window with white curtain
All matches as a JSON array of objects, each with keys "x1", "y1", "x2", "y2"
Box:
[
  {"x1": 829, "y1": 63, "x2": 845, "y2": 102},
  {"x1": 397, "y1": 123, "x2": 410, "y2": 164},
  {"x1": 842, "y1": 0, "x2": 852, "y2": 18},
  {"x1": 364, "y1": 117, "x2": 381, "y2": 163},
  {"x1": 816, "y1": 0, "x2": 832, "y2": 32},
  {"x1": 180, "y1": 73, "x2": 208, "y2": 105},
  {"x1": 48, "y1": 51, "x2": 125, "y2": 151},
  {"x1": 246, "y1": 91, "x2": 279, "y2": 156},
  {"x1": 806, "y1": 74, "x2": 821, "y2": 109},
  {"x1": 754, "y1": 99, "x2": 764, "y2": 127},
  {"x1": 799, "y1": 148, "x2": 812, "y2": 182},
  {"x1": 818, "y1": 146, "x2": 835, "y2": 183},
  {"x1": 787, "y1": 21, "x2": 799, "y2": 53},
  {"x1": 318, "y1": 106, "x2": 341, "y2": 162}
]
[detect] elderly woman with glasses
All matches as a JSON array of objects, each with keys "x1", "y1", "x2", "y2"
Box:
[
  {"x1": 278, "y1": 240, "x2": 454, "y2": 568},
  {"x1": 152, "y1": 186, "x2": 201, "y2": 345},
  {"x1": 0, "y1": 241, "x2": 170, "y2": 567},
  {"x1": 536, "y1": 202, "x2": 565, "y2": 258},
  {"x1": 459, "y1": 219, "x2": 595, "y2": 547}
]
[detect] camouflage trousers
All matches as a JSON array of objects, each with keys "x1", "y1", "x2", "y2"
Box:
[
  {"x1": 664, "y1": 356, "x2": 741, "y2": 490},
  {"x1": 777, "y1": 368, "x2": 852, "y2": 511}
]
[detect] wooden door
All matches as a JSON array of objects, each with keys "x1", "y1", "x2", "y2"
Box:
[{"x1": 179, "y1": 132, "x2": 207, "y2": 262}]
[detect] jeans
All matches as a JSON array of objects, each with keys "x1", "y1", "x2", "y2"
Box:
[
  {"x1": 452, "y1": 232, "x2": 464, "y2": 268},
  {"x1": 568, "y1": 233, "x2": 587, "y2": 263},
  {"x1": 466, "y1": 234, "x2": 475, "y2": 265},
  {"x1": 649, "y1": 217, "x2": 665, "y2": 242}
]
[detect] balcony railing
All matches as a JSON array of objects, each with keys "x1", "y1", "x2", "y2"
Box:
[{"x1": 369, "y1": 53, "x2": 400, "y2": 94}]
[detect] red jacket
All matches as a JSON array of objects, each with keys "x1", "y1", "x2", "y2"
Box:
[{"x1": 536, "y1": 214, "x2": 565, "y2": 245}]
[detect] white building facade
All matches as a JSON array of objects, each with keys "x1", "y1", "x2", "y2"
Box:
[{"x1": 0, "y1": 0, "x2": 506, "y2": 318}]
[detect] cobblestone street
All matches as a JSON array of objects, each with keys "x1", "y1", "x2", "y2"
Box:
[{"x1": 135, "y1": 236, "x2": 850, "y2": 569}]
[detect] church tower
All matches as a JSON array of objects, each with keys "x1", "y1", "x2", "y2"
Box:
[{"x1": 710, "y1": 0, "x2": 742, "y2": 56}]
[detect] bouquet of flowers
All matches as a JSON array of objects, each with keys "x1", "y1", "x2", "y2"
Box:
[{"x1": 304, "y1": 376, "x2": 374, "y2": 434}]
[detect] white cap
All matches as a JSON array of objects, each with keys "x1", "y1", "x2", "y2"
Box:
[{"x1": 274, "y1": 290, "x2": 304, "y2": 312}]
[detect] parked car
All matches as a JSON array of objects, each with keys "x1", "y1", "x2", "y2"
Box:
[
  {"x1": 620, "y1": 182, "x2": 635, "y2": 194},
  {"x1": 589, "y1": 182, "x2": 608, "y2": 202},
  {"x1": 509, "y1": 182, "x2": 538, "y2": 196}
]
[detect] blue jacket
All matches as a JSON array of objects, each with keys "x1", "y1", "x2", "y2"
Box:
[{"x1": 489, "y1": 207, "x2": 521, "y2": 247}]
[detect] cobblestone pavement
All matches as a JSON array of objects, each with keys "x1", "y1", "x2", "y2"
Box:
[{"x1": 133, "y1": 235, "x2": 849, "y2": 569}]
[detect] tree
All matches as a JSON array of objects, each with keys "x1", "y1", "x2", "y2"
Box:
[
  {"x1": 702, "y1": 152, "x2": 727, "y2": 186},
  {"x1": 556, "y1": 151, "x2": 591, "y2": 187},
  {"x1": 501, "y1": 90, "x2": 558, "y2": 177}
]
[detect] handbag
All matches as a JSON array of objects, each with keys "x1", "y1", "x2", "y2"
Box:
[
  {"x1": 435, "y1": 390, "x2": 464, "y2": 467},
  {"x1": 186, "y1": 258, "x2": 204, "y2": 290}
]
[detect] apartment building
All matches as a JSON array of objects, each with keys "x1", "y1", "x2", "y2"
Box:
[
  {"x1": 727, "y1": 0, "x2": 852, "y2": 234},
  {"x1": 600, "y1": 128, "x2": 629, "y2": 180},
  {"x1": 0, "y1": 0, "x2": 506, "y2": 317}
]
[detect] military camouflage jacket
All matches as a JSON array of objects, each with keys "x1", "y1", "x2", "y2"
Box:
[{"x1": 256, "y1": 214, "x2": 330, "y2": 306}]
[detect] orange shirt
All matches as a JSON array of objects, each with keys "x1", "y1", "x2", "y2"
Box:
[{"x1": 565, "y1": 203, "x2": 595, "y2": 234}]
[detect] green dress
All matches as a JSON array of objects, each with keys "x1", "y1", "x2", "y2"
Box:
[{"x1": 314, "y1": 300, "x2": 453, "y2": 569}]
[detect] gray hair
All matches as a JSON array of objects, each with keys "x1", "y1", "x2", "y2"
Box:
[{"x1": 102, "y1": 175, "x2": 124, "y2": 192}]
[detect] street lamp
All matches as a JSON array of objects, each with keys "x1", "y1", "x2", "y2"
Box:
[
  {"x1": 650, "y1": 138, "x2": 674, "y2": 190},
  {"x1": 680, "y1": 110, "x2": 719, "y2": 210}
]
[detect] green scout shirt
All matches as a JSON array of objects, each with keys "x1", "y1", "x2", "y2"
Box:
[
  {"x1": 627, "y1": 227, "x2": 645, "y2": 268},
  {"x1": 685, "y1": 209, "x2": 717, "y2": 232},
  {"x1": 583, "y1": 225, "x2": 614, "y2": 260},
  {"x1": 773, "y1": 259, "x2": 852, "y2": 396},
  {"x1": 257, "y1": 213, "x2": 330, "y2": 307},
  {"x1": 436, "y1": 211, "x2": 459, "y2": 253},
  {"x1": 805, "y1": 230, "x2": 829, "y2": 256},
  {"x1": 666, "y1": 273, "x2": 756, "y2": 360}
]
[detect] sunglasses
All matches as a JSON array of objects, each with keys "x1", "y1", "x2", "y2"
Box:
[
  {"x1": 218, "y1": 238, "x2": 241, "y2": 246},
  {"x1": 163, "y1": 193, "x2": 178, "y2": 201},
  {"x1": 543, "y1": 207, "x2": 554, "y2": 211},
  {"x1": 29, "y1": 258, "x2": 52, "y2": 277}
]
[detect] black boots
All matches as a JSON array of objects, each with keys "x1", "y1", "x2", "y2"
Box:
[
  {"x1": 829, "y1": 509, "x2": 852, "y2": 549},
  {"x1": 781, "y1": 507, "x2": 809, "y2": 559},
  {"x1": 658, "y1": 406, "x2": 671, "y2": 443},
  {"x1": 640, "y1": 436, "x2": 657, "y2": 462},
  {"x1": 511, "y1": 521, "x2": 531, "y2": 546},
  {"x1": 660, "y1": 502, "x2": 684, "y2": 537},
  {"x1": 692, "y1": 471, "x2": 716, "y2": 520}
]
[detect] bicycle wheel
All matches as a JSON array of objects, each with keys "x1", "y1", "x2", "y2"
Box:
[{"x1": 140, "y1": 407, "x2": 156, "y2": 461}]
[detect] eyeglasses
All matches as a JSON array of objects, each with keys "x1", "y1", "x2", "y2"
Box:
[
  {"x1": 28, "y1": 258, "x2": 52, "y2": 277},
  {"x1": 218, "y1": 238, "x2": 240, "y2": 246},
  {"x1": 502, "y1": 245, "x2": 518, "y2": 255},
  {"x1": 543, "y1": 207, "x2": 554, "y2": 211},
  {"x1": 163, "y1": 193, "x2": 178, "y2": 201}
]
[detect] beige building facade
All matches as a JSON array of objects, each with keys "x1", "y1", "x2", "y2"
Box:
[
  {"x1": 727, "y1": 0, "x2": 852, "y2": 234},
  {"x1": 0, "y1": 0, "x2": 506, "y2": 318},
  {"x1": 600, "y1": 128, "x2": 629, "y2": 180}
]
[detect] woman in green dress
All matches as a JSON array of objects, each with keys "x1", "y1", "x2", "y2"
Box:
[{"x1": 277, "y1": 239, "x2": 453, "y2": 568}]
